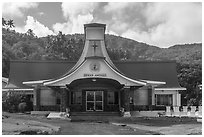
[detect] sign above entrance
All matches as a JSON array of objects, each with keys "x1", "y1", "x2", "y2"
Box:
[{"x1": 84, "y1": 73, "x2": 107, "y2": 77}]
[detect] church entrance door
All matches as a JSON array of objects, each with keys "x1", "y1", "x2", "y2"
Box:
[{"x1": 86, "y1": 91, "x2": 103, "y2": 111}]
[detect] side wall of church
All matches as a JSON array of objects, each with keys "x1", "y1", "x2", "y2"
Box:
[
  {"x1": 40, "y1": 87, "x2": 56, "y2": 106},
  {"x1": 134, "y1": 86, "x2": 149, "y2": 106},
  {"x1": 33, "y1": 86, "x2": 60, "y2": 111},
  {"x1": 130, "y1": 87, "x2": 181, "y2": 111}
]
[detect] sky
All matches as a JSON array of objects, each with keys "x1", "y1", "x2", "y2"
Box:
[{"x1": 1, "y1": 2, "x2": 202, "y2": 48}]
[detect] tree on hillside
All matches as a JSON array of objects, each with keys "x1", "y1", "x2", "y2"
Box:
[
  {"x1": 2, "y1": 18, "x2": 15, "y2": 31},
  {"x1": 26, "y1": 29, "x2": 36, "y2": 38},
  {"x1": 7, "y1": 19, "x2": 15, "y2": 29},
  {"x1": 2, "y1": 40, "x2": 16, "y2": 77},
  {"x1": 44, "y1": 31, "x2": 84, "y2": 60},
  {"x1": 11, "y1": 40, "x2": 45, "y2": 60},
  {"x1": 2, "y1": 18, "x2": 7, "y2": 27},
  {"x1": 107, "y1": 48, "x2": 131, "y2": 61}
]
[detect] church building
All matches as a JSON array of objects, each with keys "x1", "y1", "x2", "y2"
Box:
[{"x1": 5, "y1": 23, "x2": 186, "y2": 114}]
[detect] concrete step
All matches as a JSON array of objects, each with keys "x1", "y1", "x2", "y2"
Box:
[
  {"x1": 71, "y1": 111, "x2": 120, "y2": 116},
  {"x1": 31, "y1": 111, "x2": 53, "y2": 116},
  {"x1": 70, "y1": 115, "x2": 120, "y2": 122}
]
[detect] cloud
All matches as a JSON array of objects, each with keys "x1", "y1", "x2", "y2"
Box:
[
  {"x1": 102, "y1": 2, "x2": 202, "y2": 47},
  {"x1": 61, "y1": 2, "x2": 96, "y2": 19},
  {"x1": 2, "y1": 2, "x2": 38, "y2": 18},
  {"x1": 106, "y1": 30, "x2": 119, "y2": 36},
  {"x1": 15, "y1": 16, "x2": 55, "y2": 37},
  {"x1": 53, "y1": 2, "x2": 97, "y2": 34},
  {"x1": 46, "y1": 2, "x2": 201, "y2": 48},
  {"x1": 52, "y1": 22, "x2": 71, "y2": 34},
  {"x1": 103, "y1": 2, "x2": 147, "y2": 34},
  {"x1": 139, "y1": 2, "x2": 202, "y2": 47},
  {"x1": 38, "y1": 12, "x2": 45, "y2": 16},
  {"x1": 53, "y1": 13, "x2": 93, "y2": 34},
  {"x1": 104, "y1": 2, "x2": 130, "y2": 12}
]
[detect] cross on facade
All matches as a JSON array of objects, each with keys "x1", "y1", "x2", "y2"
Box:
[{"x1": 92, "y1": 41, "x2": 98, "y2": 56}]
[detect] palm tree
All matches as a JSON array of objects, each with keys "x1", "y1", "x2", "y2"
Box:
[
  {"x1": 2, "y1": 18, "x2": 7, "y2": 27},
  {"x1": 7, "y1": 19, "x2": 15, "y2": 28}
]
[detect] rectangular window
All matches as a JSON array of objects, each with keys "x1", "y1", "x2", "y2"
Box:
[
  {"x1": 107, "y1": 92, "x2": 118, "y2": 105},
  {"x1": 56, "y1": 98, "x2": 61, "y2": 105},
  {"x1": 155, "y1": 94, "x2": 173, "y2": 106},
  {"x1": 86, "y1": 28, "x2": 104, "y2": 40},
  {"x1": 71, "y1": 91, "x2": 82, "y2": 104}
]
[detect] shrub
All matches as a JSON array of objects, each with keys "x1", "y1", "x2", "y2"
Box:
[
  {"x1": 18, "y1": 102, "x2": 27, "y2": 113},
  {"x1": 2, "y1": 92, "x2": 27, "y2": 113}
]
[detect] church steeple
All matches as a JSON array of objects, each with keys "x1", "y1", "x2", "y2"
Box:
[
  {"x1": 69, "y1": 23, "x2": 119, "y2": 73},
  {"x1": 42, "y1": 23, "x2": 149, "y2": 87}
]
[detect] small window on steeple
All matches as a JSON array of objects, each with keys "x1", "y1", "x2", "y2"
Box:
[{"x1": 86, "y1": 27, "x2": 104, "y2": 40}]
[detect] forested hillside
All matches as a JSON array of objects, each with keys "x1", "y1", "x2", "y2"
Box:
[{"x1": 2, "y1": 18, "x2": 202, "y2": 105}]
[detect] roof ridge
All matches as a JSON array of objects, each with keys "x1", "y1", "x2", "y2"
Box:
[
  {"x1": 113, "y1": 60, "x2": 177, "y2": 63},
  {"x1": 10, "y1": 60, "x2": 176, "y2": 63},
  {"x1": 10, "y1": 60, "x2": 77, "y2": 63}
]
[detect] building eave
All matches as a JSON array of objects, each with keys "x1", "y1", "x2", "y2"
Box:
[
  {"x1": 2, "y1": 77, "x2": 9, "y2": 83},
  {"x1": 23, "y1": 79, "x2": 51, "y2": 85},
  {"x1": 6, "y1": 88, "x2": 34, "y2": 91},
  {"x1": 140, "y1": 79, "x2": 166, "y2": 85},
  {"x1": 155, "y1": 87, "x2": 186, "y2": 91}
]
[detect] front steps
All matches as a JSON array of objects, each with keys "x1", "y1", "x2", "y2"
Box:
[
  {"x1": 70, "y1": 111, "x2": 120, "y2": 116},
  {"x1": 70, "y1": 112, "x2": 120, "y2": 122}
]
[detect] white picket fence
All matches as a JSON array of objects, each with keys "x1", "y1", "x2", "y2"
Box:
[{"x1": 166, "y1": 106, "x2": 202, "y2": 118}]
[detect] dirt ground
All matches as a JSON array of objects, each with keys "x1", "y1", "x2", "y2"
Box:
[
  {"x1": 2, "y1": 112, "x2": 202, "y2": 135},
  {"x1": 2, "y1": 112, "x2": 151, "y2": 135},
  {"x1": 2, "y1": 113, "x2": 60, "y2": 135},
  {"x1": 110, "y1": 117, "x2": 202, "y2": 135}
]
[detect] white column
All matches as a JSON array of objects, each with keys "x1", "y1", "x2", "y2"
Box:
[
  {"x1": 165, "y1": 106, "x2": 172, "y2": 117},
  {"x1": 198, "y1": 106, "x2": 202, "y2": 112},
  {"x1": 151, "y1": 87, "x2": 155, "y2": 105},
  {"x1": 177, "y1": 92, "x2": 181, "y2": 106},
  {"x1": 198, "y1": 106, "x2": 202, "y2": 117},
  {"x1": 181, "y1": 106, "x2": 188, "y2": 117},
  {"x1": 173, "y1": 106, "x2": 180, "y2": 117},
  {"x1": 189, "y1": 106, "x2": 196, "y2": 117},
  {"x1": 173, "y1": 93, "x2": 176, "y2": 106}
]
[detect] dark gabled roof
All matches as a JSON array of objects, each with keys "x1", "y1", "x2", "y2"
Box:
[
  {"x1": 114, "y1": 61, "x2": 181, "y2": 88},
  {"x1": 6, "y1": 60, "x2": 182, "y2": 89},
  {"x1": 6, "y1": 60, "x2": 75, "y2": 89},
  {"x1": 2, "y1": 77, "x2": 8, "y2": 83}
]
